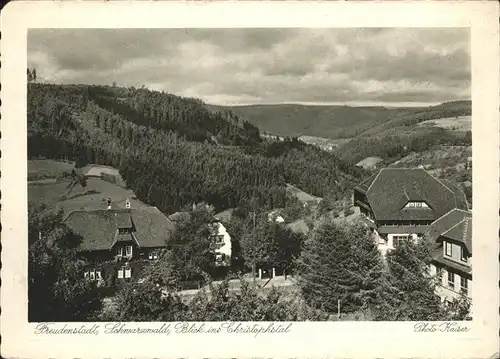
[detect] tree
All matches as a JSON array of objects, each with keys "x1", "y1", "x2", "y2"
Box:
[
  {"x1": 28, "y1": 203, "x2": 102, "y2": 321},
  {"x1": 166, "y1": 203, "x2": 219, "y2": 282},
  {"x1": 27, "y1": 68, "x2": 33, "y2": 82},
  {"x1": 186, "y1": 277, "x2": 328, "y2": 321},
  {"x1": 371, "y1": 237, "x2": 448, "y2": 321},
  {"x1": 296, "y1": 221, "x2": 384, "y2": 314},
  {"x1": 105, "y1": 280, "x2": 188, "y2": 321},
  {"x1": 240, "y1": 214, "x2": 304, "y2": 275},
  {"x1": 60, "y1": 168, "x2": 88, "y2": 201},
  {"x1": 32, "y1": 68, "x2": 37, "y2": 82}
]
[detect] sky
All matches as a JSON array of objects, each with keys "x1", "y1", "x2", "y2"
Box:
[{"x1": 28, "y1": 28, "x2": 470, "y2": 106}]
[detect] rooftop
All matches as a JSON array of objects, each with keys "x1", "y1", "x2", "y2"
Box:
[
  {"x1": 425, "y1": 208, "x2": 472, "y2": 253},
  {"x1": 64, "y1": 207, "x2": 176, "y2": 251},
  {"x1": 354, "y1": 168, "x2": 468, "y2": 222}
]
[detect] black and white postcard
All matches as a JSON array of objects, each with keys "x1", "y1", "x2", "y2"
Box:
[{"x1": 1, "y1": 1, "x2": 499, "y2": 358}]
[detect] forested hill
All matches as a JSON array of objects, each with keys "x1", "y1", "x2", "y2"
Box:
[
  {"x1": 212, "y1": 100, "x2": 471, "y2": 139},
  {"x1": 28, "y1": 83, "x2": 365, "y2": 214}
]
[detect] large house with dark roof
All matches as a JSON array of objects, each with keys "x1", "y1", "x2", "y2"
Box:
[
  {"x1": 353, "y1": 168, "x2": 469, "y2": 251},
  {"x1": 64, "y1": 203, "x2": 176, "y2": 283},
  {"x1": 426, "y1": 209, "x2": 472, "y2": 305}
]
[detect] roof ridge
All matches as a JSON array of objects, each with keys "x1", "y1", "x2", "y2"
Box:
[
  {"x1": 402, "y1": 186, "x2": 409, "y2": 200},
  {"x1": 442, "y1": 218, "x2": 467, "y2": 238},
  {"x1": 423, "y1": 170, "x2": 455, "y2": 196},
  {"x1": 366, "y1": 169, "x2": 383, "y2": 193},
  {"x1": 453, "y1": 208, "x2": 472, "y2": 215},
  {"x1": 428, "y1": 207, "x2": 460, "y2": 229},
  {"x1": 462, "y1": 217, "x2": 469, "y2": 243}
]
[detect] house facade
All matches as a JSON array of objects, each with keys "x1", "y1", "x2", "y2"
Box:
[
  {"x1": 353, "y1": 168, "x2": 469, "y2": 251},
  {"x1": 64, "y1": 204, "x2": 176, "y2": 284},
  {"x1": 210, "y1": 219, "x2": 232, "y2": 267},
  {"x1": 425, "y1": 209, "x2": 472, "y2": 306},
  {"x1": 169, "y1": 210, "x2": 233, "y2": 268}
]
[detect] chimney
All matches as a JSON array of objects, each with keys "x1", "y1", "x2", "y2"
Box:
[{"x1": 125, "y1": 198, "x2": 131, "y2": 209}]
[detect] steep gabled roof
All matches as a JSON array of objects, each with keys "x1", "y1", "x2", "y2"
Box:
[
  {"x1": 425, "y1": 208, "x2": 472, "y2": 253},
  {"x1": 354, "y1": 168, "x2": 468, "y2": 221},
  {"x1": 64, "y1": 208, "x2": 176, "y2": 251}
]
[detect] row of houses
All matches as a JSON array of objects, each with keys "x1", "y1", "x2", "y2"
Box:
[{"x1": 63, "y1": 167, "x2": 473, "y2": 310}]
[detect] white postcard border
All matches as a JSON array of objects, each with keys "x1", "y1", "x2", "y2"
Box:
[{"x1": 1, "y1": 1, "x2": 499, "y2": 358}]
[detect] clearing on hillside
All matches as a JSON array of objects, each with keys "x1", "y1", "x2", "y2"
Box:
[
  {"x1": 28, "y1": 159, "x2": 75, "y2": 181},
  {"x1": 28, "y1": 177, "x2": 149, "y2": 216},
  {"x1": 285, "y1": 184, "x2": 322, "y2": 205},
  {"x1": 418, "y1": 115, "x2": 471, "y2": 132},
  {"x1": 82, "y1": 164, "x2": 127, "y2": 187},
  {"x1": 355, "y1": 156, "x2": 384, "y2": 170}
]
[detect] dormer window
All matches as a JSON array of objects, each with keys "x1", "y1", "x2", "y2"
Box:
[
  {"x1": 116, "y1": 247, "x2": 123, "y2": 256},
  {"x1": 405, "y1": 201, "x2": 428, "y2": 208}
]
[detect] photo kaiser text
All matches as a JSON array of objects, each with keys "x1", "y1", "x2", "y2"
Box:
[
  {"x1": 34, "y1": 322, "x2": 293, "y2": 337},
  {"x1": 414, "y1": 322, "x2": 471, "y2": 333}
]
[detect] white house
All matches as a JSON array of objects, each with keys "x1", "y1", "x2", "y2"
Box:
[{"x1": 210, "y1": 219, "x2": 232, "y2": 267}]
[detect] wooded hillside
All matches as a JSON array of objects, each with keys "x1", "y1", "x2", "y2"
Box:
[{"x1": 28, "y1": 83, "x2": 364, "y2": 214}]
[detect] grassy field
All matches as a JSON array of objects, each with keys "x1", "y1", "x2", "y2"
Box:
[
  {"x1": 389, "y1": 145, "x2": 471, "y2": 171},
  {"x1": 28, "y1": 177, "x2": 149, "y2": 216},
  {"x1": 298, "y1": 136, "x2": 352, "y2": 151},
  {"x1": 418, "y1": 115, "x2": 471, "y2": 132},
  {"x1": 28, "y1": 159, "x2": 75, "y2": 181},
  {"x1": 286, "y1": 183, "x2": 322, "y2": 204},
  {"x1": 355, "y1": 156, "x2": 384, "y2": 170}
]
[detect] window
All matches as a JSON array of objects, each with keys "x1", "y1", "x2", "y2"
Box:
[
  {"x1": 215, "y1": 253, "x2": 225, "y2": 263},
  {"x1": 116, "y1": 247, "x2": 123, "y2": 256},
  {"x1": 416, "y1": 202, "x2": 422, "y2": 208},
  {"x1": 215, "y1": 235, "x2": 225, "y2": 245},
  {"x1": 393, "y1": 235, "x2": 408, "y2": 247},
  {"x1": 126, "y1": 245, "x2": 133, "y2": 256},
  {"x1": 408, "y1": 202, "x2": 415, "y2": 208},
  {"x1": 460, "y1": 247, "x2": 467, "y2": 262},
  {"x1": 84, "y1": 269, "x2": 101, "y2": 281},
  {"x1": 117, "y1": 266, "x2": 132, "y2": 279},
  {"x1": 149, "y1": 250, "x2": 159, "y2": 260},
  {"x1": 447, "y1": 271, "x2": 455, "y2": 289},
  {"x1": 460, "y1": 277, "x2": 468, "y2": 295},
  {"x1": 445, "y1": 242, "x2": 452, "y2": 257}
]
